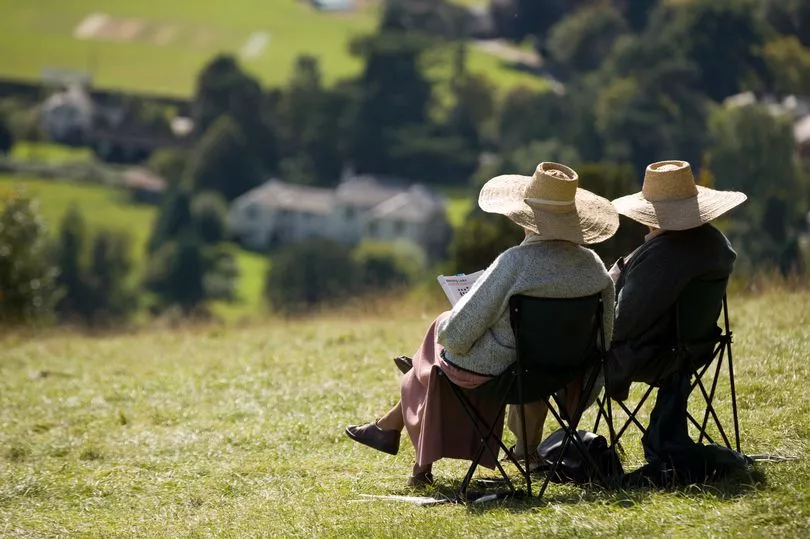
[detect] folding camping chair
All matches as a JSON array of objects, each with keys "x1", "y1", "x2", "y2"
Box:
[
  {"x1": 594, "y1": 277, "x2": 742, "y2": 455},
  {"x1": 438, "y1": 293, "x2": 610, "y2": 501}
]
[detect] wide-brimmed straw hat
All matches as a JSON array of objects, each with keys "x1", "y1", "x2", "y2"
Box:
[
  {"x1": 612, "y1": 160, "x2": 747, "y2": 230},
  {"x1": 478, "y1": 162, "x2": 619, "y2": 245}
]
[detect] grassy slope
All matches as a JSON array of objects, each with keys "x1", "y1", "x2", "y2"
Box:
[
  {"x1": 0, "y1": 291, "x2": 808, "y2": 536},
  {"x1": 0, "y1": 174, "x2": 268, "y2": 317},
  {"x1": 0, "y1": 0, "x2": 545, "y2": 96}
]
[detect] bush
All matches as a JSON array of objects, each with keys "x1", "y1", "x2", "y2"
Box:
[
  {"x1": 52, "y1": 206, "x2": 139, "y2": 326},
  {"x1": 352, "y1": 240, "x2": 423, "y2": 289},
  {"x1": 0, "y1": 112, "x2": 14, "y2": 155},
  {"x1": 0, "y1": 190, "x2": 58, "y2": 324},
  {"x1": 265, "y1": 239, "x2": 359, "y2": 314},
  {"x1": 447, "y1": 207, "x2": 523, "y2": 273}
]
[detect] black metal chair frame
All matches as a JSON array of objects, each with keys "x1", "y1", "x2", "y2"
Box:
[
  {"x1": 593, "y1": 280, "x2": 741, "y2": 455},
  {"x1": 439, "y1": 294, "x2": 611, "y2": 501}
]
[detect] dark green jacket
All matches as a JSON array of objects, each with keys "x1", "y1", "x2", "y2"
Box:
[{"x1": 606, "y1": 224, "x2": 736, "y2": 399}]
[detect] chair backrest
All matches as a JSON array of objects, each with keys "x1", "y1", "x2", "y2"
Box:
[
  {"x1": 674, "y1": 277, "x2": 729, "y2": 343},
  {"x1": 508, "y1": 294, "x2": 603, "y2": 401}
]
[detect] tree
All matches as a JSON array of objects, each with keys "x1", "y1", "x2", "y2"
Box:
[
  {"x1": 144, "y1": 233, "x2": 207, "y2": 313},
  {"x1": 764, "y1": 0, "x2": 810, "y2": 48},
  {"x1": 148, "y1": 148, "x2": 189, "y2": 187},
  {"x1": 0, "y1": 112, "x2": 13, "y2": 155},
  {"x1": 489, "y1": 0, "x2": 574, "y2": 44},
  {"x1": 54, "y1": 205, "x2": 90, "y2": 321},
  {"x1": 349, "y1": 31, "x2": 434, "y2": 175},
  {"x1": 708, "y1": 103, "x2": 806, "y2": 271},
  {"x1": 497, "y1": 87, "x2": 572, "y2": 153},
  {"x1": 594, "y1": 40, "x2": 709, "y2": 174},
  {"x1": 185, "y1": 115, "x2": 262, "y2": 201},
  {"x1": 84, "y1": 229, "x2": 138, "y2": 326},
  {"x1": 646, "y1": 0, "x2": 768, "y2": 101},
  {"x1": 265, "y1": 239, "x2": 359, "y2": 314},
  {"x1": 191, "y1": 191, "x2": 228, "y2": 244},
  {"x1": 763, "y1": 36, "x2": 810, "y2": 96},
  {"x1": 0, "y1": 191, "x2": 58, "y2": 324},
  {"x1": 193, "y1": 54, "x2": 276, "y2": 171},
  {"x1": 576, "y1": 163, "x2": 648, "y2": 266},
  {"x1": 546, "y1": 4, "x2": 630, "y2": 77},
  {"x1": 276, "y1": 56, "x2": 347, "y2": 185},
  {"x1": 147, "y1": 185, "x2": 194, "y2": 254}
]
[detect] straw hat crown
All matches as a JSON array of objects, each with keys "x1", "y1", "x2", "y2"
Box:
[
  {"x1": 478, "y1": 162, "x2": 619, "y2": 245},
  {"x1": 612, "y1": 160, "x2": 747, "y2": 231}
]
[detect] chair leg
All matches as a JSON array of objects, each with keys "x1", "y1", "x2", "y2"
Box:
[
  {"x1": 726, "y1": 338, "x2": 742, "y2": 453},
  {"x1": 443, "y1": 377, "x2": 519, "y2": 500},
  {"x1": 519, "y1": 401, "x2": 532, "y2": 497}
]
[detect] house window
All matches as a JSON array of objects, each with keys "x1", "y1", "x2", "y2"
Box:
[
  {"x1": 344, "y1": 206, "x2": 355, "y2": 220},
  {"x1": 246, "y1": 204, "x2": 260, "y2": 220},
  {"x1": 393, "y1": 220, "x2": 405, "y2": 235},
  {"x1": 368, "y1": 221, "x2": 378, "y2": 236}
]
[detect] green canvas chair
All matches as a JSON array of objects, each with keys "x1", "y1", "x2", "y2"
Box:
[
  {"x1": 594, "y1": 277, "x2": 742, "y2": 455},
  {"x1": 438, "y1": 293, "x2": 610, "y2": 501}
]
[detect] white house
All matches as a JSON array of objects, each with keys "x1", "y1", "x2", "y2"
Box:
[{"x1": 228, "y1": 175, "x2": 451, "y2": 260}]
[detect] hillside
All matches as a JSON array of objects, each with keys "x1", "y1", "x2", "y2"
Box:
[
  {"x1": 0, "y1": 173, "x2": 269, "y2": 318},
  {"x1": 0, "y1": 0, "x2": 545, "y2": 96},
  {"x1": 0, "y1": 290, "x2": 808, "y2": 535}
]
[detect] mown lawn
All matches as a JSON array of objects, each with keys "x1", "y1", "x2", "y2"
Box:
[
  {"x1": 1, "y1": 290, "x2": 808, "y2": 536},
  {"x1": 0, "y1": 0, "x2": 546, "y2": 96}
]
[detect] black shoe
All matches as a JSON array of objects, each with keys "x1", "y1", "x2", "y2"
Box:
[
  {"x1": 345, "y1": 422, "x2": 401, "y2": 455},
  {"x1": 407, "y1": 471, "x2": 434, "y2": 488},
  {"x1": 393, "y1": 356, "x2": 413, "y2": 374}
]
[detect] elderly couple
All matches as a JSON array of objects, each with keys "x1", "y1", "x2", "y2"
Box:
[{"x1": 345, "y1": 160, "x2": 747, "y2": 487}]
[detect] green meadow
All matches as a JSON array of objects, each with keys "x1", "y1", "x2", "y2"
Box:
[
  {"x1": 0, "y1": 174, "x2": 269, "y2": 318},
  {"x1": 1, "y1": 290, "x2": 808, "y2": 536},
  {"x1": 0, "y1": 0, "x2": 545, "y2": 96}
]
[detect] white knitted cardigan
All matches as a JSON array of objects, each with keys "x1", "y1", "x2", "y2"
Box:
[{"x1": 436, "y1": 236, "x2": 615, "y2": 376}]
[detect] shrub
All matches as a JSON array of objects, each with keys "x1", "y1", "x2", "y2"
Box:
[
  {"x1": 265, "y1": 239, "x2": 359, "y2": 314},
  {"x1": 352, "y1": 240, "x2": 423, "y2": 289},
  {"x1": 0, "y1": 190, "x2": 58, "y2": 324}
]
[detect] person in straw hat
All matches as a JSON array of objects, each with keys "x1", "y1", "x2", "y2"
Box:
[
  {"x1": 345, "y1": 162, "x2": 619, "y2": 487},
  {"x1": 605, "y1": 160, "x2": 747, "y2": 400}
]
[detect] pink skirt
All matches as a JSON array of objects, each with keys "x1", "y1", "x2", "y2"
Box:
[{"x1": 401, "y1": 312, "x2": 505, "y2": 469}]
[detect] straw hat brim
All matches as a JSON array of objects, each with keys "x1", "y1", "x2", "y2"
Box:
[
  {"x1": 612, "y1": 186, "x2": 747, "y2": 231},
  {"x1": 478, "y1": 174, "x2": 619, "y2": 245}
]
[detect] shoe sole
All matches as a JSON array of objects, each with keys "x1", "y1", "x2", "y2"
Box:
[{"x1": 344, "y1": 427, "x2": 399, "y2": 456}]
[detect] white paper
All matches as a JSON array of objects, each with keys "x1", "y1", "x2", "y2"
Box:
[
  {"x1": 436, "y1": 270, "x2": 484, "y2": 306},
  {"x1": 352, "y1": 494, "x2": 451, "y2": 506}
]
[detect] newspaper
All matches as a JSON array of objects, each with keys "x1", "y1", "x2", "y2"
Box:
[{"x1": 436, "y1": 270, "x2": 484, "y2": 306}]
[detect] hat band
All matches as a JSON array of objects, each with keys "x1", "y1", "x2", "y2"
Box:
[{"x1": 526, "y1": 197, "x2": 575, "y2": 206}]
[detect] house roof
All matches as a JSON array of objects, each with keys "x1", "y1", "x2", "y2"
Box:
[
  {"x1": 238, "y1": 179, "x2": 335, "y2": 214},
  {"x1": 122, "y1": 168, "x2": 167, "y2": 193},
  {"x1": 367, "y1": 185, "x2": 445, "y2": 223},
  {"x1": 335, "y1": 175, "x2": 409, "y2": 208}
]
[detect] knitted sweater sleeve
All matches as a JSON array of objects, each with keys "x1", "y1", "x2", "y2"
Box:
[{"x1": 436, "y1": 250, "x2": 515, "y2": 356}]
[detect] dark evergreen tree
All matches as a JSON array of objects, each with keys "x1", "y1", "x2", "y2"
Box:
[
  {"x1": 54, "y1": 206, "x2": 91, "y2": 321},
  {"x1": 185, "y1": 115, "x2": 262, "y2": 201}
]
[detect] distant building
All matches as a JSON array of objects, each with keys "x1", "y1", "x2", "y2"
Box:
[
  {"x1": 40, "y1": 84, "x2": 94, "y2": 146},
  {"x1": 227, "y1": 175, "x2": 451, "y2": 261},
  {"x1": 122, "y1": 168, "x2": 167, "y2": 204},
  {"x1": 311, "y1": 0, "x2": 355, "y2": 12}
]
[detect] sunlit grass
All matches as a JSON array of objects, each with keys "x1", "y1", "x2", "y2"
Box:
[{"x1": 0, "y1": 290, "x2": 808, "y2": 535}]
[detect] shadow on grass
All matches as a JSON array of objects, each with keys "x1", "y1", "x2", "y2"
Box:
[{"x1": 419, "y1": 464, "x2": 768, "y2": 512}]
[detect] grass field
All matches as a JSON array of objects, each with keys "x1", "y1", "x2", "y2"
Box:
[
  {"x1": 0, "y1": 290, "x2": 808, "y2": 535},
  {"x1": 0, "y1": 0, "x2": 546, "y2": 96}
]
